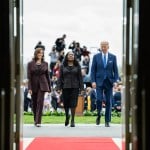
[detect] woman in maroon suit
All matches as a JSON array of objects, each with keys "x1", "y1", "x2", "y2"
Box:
[{"x1": 27, "y1": 48, "x2": 51, "y2": 127}]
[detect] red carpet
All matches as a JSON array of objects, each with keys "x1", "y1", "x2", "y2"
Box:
[{"x1": 26, "y1": 137, "x2": 120, "y2": 150}]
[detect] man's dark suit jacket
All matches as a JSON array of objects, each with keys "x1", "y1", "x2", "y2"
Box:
[{"x1": 91, "y1": 52, "x2": 119, "y2": 87}]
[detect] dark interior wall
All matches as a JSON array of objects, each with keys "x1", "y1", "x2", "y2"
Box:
[
  {"x1": 137, "y1": 0, "x2": 150, "y2": 149},
  {"x1": 0, "y1": 1, "x2": 10, "y2": 85},
  {"x1": 0, "y1": 0, "x2": 12, "y2": 149}
]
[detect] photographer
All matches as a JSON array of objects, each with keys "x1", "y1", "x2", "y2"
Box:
[{"x1": 55, "y1": 34, "x2": 66, "y2": 54}]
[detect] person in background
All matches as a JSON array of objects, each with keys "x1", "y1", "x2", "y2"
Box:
[
  {"x1": 55, "y1": 34, "x2": 66, "y2": 55},
  {"x1": 86, "y1": 87, "x2": 92, "y2": 111},
  {"x1": 72, "y1": 42, "x2": 82, "y2": 62},
  {"x1": 81, "y1": 46, "x2": 90, "y2": 57},
  {"x1": 51, "y1": 74, "x2": 58, "y2": 90},
  {"x1": 90, "y1": 84, "x2": 97, "y2": 112},
  {"x1": 34, "y1": 41, "x2": 45, "y2": 51},
  {"x1": 27, "y1": 46, "x2": 51, "y2": 127},
  {"x1": 68, "y1": 40, "x2": 76, "y2": 50},
  {"x1": 113, "y1": 84, "x2": 122, "y2": 112},
  {"x1": 58, "y1": 50, "x2": 65, "y2": 63},
  {"x1": 51, "y1": 88, "x2": 61, "y2": 111},
  {"x1": 90, "y1": 41, "x2": 119, "y2": 127},
  {"x1": 23, "y1": 80, "x2": 31, "y2": 112},
  {"x1": 53, "y1": 60, "x2": 61, "y2": 79},
  {"x1": 43, "y1": 92, "x2": 51, "y2": 113},
  {"x1": 57, "y1": 51, "x2": 84, "y2": 127},
  {"x1": 48, "y1": 45, "x2": 58, "y2": 74},
  {"x1": 82, "y1": 55, "x2": 90, "y2": 74}
]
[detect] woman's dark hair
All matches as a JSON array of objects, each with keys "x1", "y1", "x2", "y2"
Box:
[
  {"x1": 33, "y1": 48, "x2": 44, "y2": 62},
  {"x1": 63, "y1": 51, "x2": 79, "y2": 67},
  {"x1": 34, "y1": 41, "x2": 45, "y2": 50}
]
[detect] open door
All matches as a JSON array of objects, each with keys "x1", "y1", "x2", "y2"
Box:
[
  {"x1": 122, "y1": 0, "x2": 139, "y2": 149},
  {"x1": 0, "y1": 0, "x2": 23, "y2": 149},
  {"x1": 122, "y1": 0, "x2": 150, "y2": 149}
]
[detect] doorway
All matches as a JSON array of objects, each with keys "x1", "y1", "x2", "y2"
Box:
[
  {"x1": 1, "y1": 0, "x2": 147, "y2": 150},
  {"x1": 23, "y1": 0, "x2": 123, "y2": 149}
]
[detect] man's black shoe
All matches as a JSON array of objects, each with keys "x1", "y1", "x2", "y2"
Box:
[
  {"x1": 105, "y1": 122, "x2": 110, "y2": 127},
  {"x1": 70, "y1": 120, "x2": 75, "y2": 127},
  {"x1": 96, "y1": 116, "x2": 100, "y2": 125}
]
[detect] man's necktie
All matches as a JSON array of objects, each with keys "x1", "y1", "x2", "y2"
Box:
[{"x1": 103, "y1": 54, "x2": 107, "y2": 68}]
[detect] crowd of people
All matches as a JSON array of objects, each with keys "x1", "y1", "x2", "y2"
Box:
[{"x1": 23, "y1": 34, "x2": 122, "y2": 128}]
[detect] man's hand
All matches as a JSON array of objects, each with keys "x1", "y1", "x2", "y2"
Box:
[
  {"x1": 113, "y1": 82, "x2": 118, "y2": 87},
  {"x1": 92, "y1": 82, "x2": 96, "y2": 88}
]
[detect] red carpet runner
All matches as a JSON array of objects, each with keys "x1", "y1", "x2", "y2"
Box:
[{"x1": 26, "y1": 137, "x2": 120, "y2": 150}]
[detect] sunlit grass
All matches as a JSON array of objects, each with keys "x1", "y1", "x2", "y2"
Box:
[{"x1": 23, "y1": 112, "x2": 121, "y2": 124}]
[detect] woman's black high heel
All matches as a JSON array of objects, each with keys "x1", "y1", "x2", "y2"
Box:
[
  {"x1": 65, "y1": 115, "x2": 70, "y2": 126},
  {"x1": 70, "y1": 120, "x2": 75, "y2": 127}
]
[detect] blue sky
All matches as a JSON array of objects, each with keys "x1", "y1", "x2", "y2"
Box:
[{"x1": 23, "y1": 0, "x2": 123, "y2": 66}]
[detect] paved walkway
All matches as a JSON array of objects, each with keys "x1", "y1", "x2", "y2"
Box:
[{"x1": 23, "y1": 124, "x2": 122, "y2": 149}]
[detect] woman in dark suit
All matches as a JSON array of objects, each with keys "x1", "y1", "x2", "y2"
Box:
[
  {"x1": 27, "y1": 48, "x2": 51, "y2": 127},
  {"x1": 57, "y1": 51, "x2": 84, "y2": 127}
]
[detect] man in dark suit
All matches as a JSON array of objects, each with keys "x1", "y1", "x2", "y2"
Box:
[{"x1": 90, "y1": 41, "x2": 119, "y2": 127}]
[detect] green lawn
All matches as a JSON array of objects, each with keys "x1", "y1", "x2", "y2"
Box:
[{"x1": 23, "y1": 111, "x2": 121, "y2": 124}]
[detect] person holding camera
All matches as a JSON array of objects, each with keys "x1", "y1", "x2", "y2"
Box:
[{"x1": 55, "y1": 34, "x2": 66, "y2": 54}]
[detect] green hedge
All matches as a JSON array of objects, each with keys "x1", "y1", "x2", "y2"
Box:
[{"x1": 24, "y1": 110, "x2": 121, "y2": 117}]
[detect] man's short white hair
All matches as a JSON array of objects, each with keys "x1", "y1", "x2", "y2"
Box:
[{"x1": 100, "y1": 41, "x2": 109, "y2": 45}]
